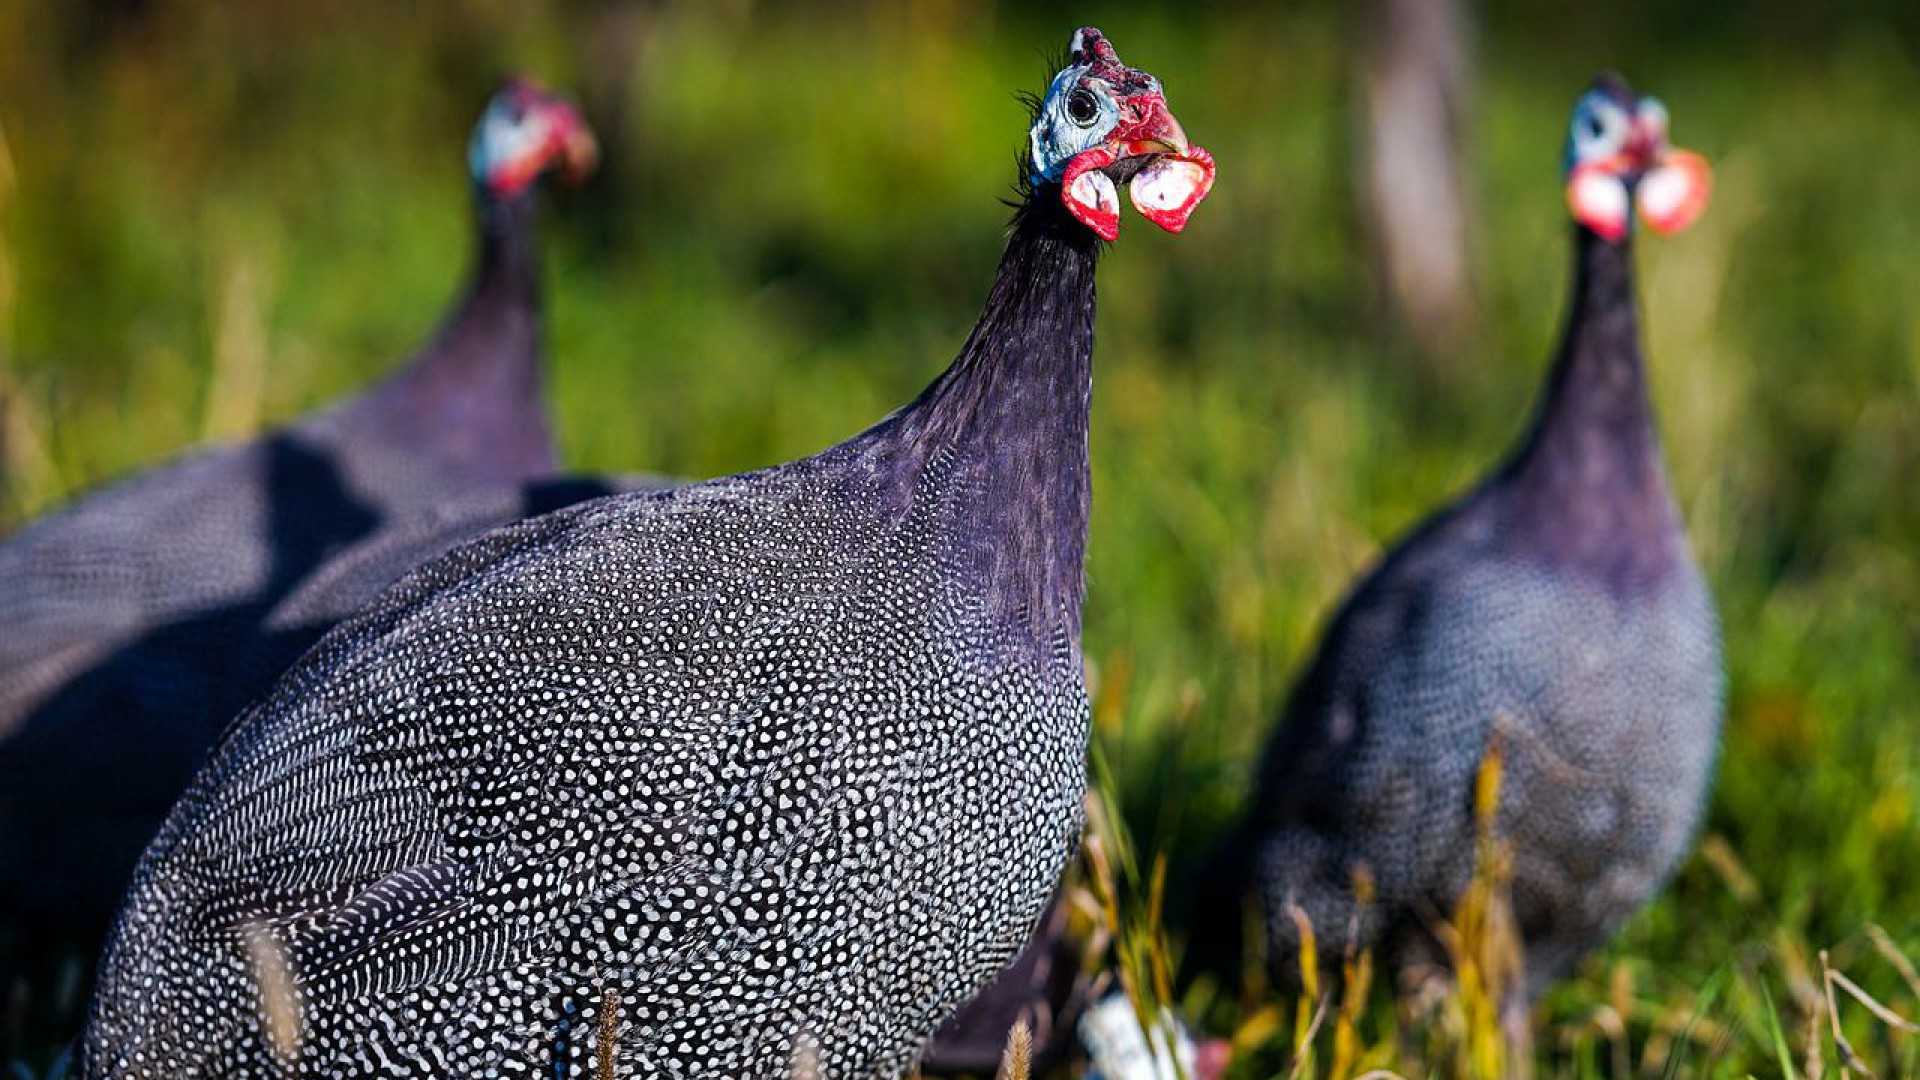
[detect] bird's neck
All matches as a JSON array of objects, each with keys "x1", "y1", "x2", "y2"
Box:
[
  {"x1": 1531, "y1": 226, "x2": 1654, "y2": 451},
  {"x1": 875, "y1": 189, "x2": 1099, "y2": 658},
  {"x1": 346, "y1": 191, "x2": 557, "y2": 480},
  {"x1": 467, "y1": 190, "x2": 547, "y2": 314},
  {"x1": 433, "y1": 192, "x2": 547, "y2": 389},
  {"x1": 1505, "y1": 223, "x2": 1683, "y2": 584}
]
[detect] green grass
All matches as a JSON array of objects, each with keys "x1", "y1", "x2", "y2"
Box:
[{"x1": 3, "y1": 1, "x2": 1918, "y2": 1076}]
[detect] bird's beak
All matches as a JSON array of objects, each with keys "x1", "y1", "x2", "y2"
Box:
[
  {"x1": 1623, "y1": 109, "x2": 1667, "y2": 175},
  {"x1": 1628, "y1": 99, "x2": 1711, "y2": 236},
  {"x1": 1114, "y1": 91, "x2": 1214, "y2": 235},
  {"x1": 1110, "y1": 91, "x2": 1190, "y2": 158},
  {"x1": 551, "y1": 104, "x2": 601, "y2": 187}
]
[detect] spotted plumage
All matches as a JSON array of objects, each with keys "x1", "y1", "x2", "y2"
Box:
[
  {"x1": 262, "y1": 475, "x2": 663, "y2": 635},
  {"x1": 0, "y1": 81, "x2": 593, "y2": 943},
  {"x1": 920, "y1": 893, "x2": 1088, "y2": 1075},
  {"x1": 1206, "y1": 75, "x2": 1723, "y2": 1003},
  {"x1": 83, "y1": 29, "x2": 1210, "y2": 1078}
]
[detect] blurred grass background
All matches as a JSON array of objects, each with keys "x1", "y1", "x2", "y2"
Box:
[{"x1": 2, "y1": 0, "x2": 1917, "y2": 1075}]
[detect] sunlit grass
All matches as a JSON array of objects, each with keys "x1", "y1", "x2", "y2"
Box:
[{"x1": 2, "y1": 1, "x2": 1917, "y2": 1076}]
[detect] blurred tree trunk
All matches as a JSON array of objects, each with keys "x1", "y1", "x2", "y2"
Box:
[
  {"x1": 1356, "y1": 0, "x2": 1477, "y2": 369},
  {"x1": 563, "y1": 0, "x2": 662, "y2": 258}
]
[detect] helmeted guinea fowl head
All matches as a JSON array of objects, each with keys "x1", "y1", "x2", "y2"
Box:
[
  {"x1": 1563, "y1": 73, "x2": 1711, "y2": 242},
  {"x1": 1027, "y1": 28, "x2": 1215, "y2": 242},
  {"x1": 468, "y1": 77, "x2": 599, "y2": 201}
]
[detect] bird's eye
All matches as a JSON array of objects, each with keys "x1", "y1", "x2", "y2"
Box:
[
  {"x1": 1066, "y1": 88, "x2": 1100, "y2": 127},
  {"x1": 1572, "y1": 98, "x2": 1627, "y2": 159}
]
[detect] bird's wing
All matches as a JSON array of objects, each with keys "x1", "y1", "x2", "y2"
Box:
[
  {"x1": 0, "y1": 442, "x2": 274, "y2": 729},
  {"x1": 264, "y1": 474, "x2": 667, "y2": 635},
  {"x1": 108, "y1": 464, "x2": 892, "y2": 1016}
]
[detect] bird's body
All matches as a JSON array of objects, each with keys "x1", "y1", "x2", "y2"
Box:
[
  {"x1": 87, "y1": 201, "x2": 1097, "y2": 1079},
  {"x1": 0, "y1": 86, "x2": 596, "y2": 938},
  {"x1": 920, "y1": 894, "x2": 1087, "y2": 1075},
  {"x1": 1221, "y1": 83, "x2": 1722, "y2": 1001},
  {"x1": 83, "y1": 30, "x2": 1215, "y2": 1070}
]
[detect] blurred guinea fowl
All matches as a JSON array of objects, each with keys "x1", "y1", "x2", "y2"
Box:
[
  {"x1": 83, "y1": 27, "x2": 1214, "y2": 1079},
  {"x1": 0, "y1": 78, "x2": 597, "y2": 937},
  {"x1": 1206, "y1": 75, "x2": 1721, "y2": 1006}
]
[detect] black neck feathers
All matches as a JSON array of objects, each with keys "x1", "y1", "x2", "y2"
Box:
[
  {"x1": 1502, "y1": 224, "x2": 1684, "y2": 588},
  {"x1": 867, "y1": 188, "x2": 1100, "y2": 659},
  {"x1": 1529, "y1": 226, "x2": 1655, "y2": 462},
  {"x1": 343, "y1": 189, "x2": 556, "y2": 480},
  {"x1": 469, "y1": 191, "x2": 546, "y2": 318}
]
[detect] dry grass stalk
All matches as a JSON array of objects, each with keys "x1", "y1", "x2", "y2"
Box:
[
  {"x1": 1289, "y1": 902, "x2": 1321, "y2": 1067},
  {"x1": 994, "y1": 1017, "x2": 1032, "y2": 1080},
  {"x1": 1806, "y1": 990, "x2": 1826, "y2": 1080},
  {"x1": 1283, "y1": 992, "x2": 1331, "y2": 1080},
  {"x1": 1430, "y1": 736, "x2": 1522, "y2": 1080},
  {"x1": 597, "y1": 985, "x2": 621, "y2": 1080},
  {"x1": 1827, "y1": 966, "x2": 1918, "y2": 1034},
  {"x1": 1330, "y1": 868, "x2": 1377, "y2": 1080},
  {"x1": 1583, "y1": 1001, "x2": 1630, "y2": 1078},
  {"x1": 1605, "y1": 964, "x2": 1633, "y2": 1075},
  {"x1": 242, "y1": 921, "x2": 302, "y2": 1068},
  {"x1": 1699, "y1": 834, "x2": 1763, "y2": 908},
  {"x1": 1084, "y1": 756, "x2": 1189, "y2": 1080},
  {"x1": 1817, "y1": 947, "x2": 1920, "y2": 1080},
  {"x1": 789, "y1": 1032, "x2": 822, "y2": 1080},
  {"x1": 1864, "y1": 925, "x2": 1920, "y2": 1002},
  {"x1": 203, "y1": 253, "x2": 272, "y2": 442},
  {"x1": 1819, "y1": 950, "x2": 1873, "y2": 1077},
  {"x1": 0, "y1": 381, "x2": 63, "y2": 519}
]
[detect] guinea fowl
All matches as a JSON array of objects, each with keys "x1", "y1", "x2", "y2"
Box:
[
  {"x1": 1209, "y1": 75, "x2": 1720, "y2": 1006},
  {"x1": 0, "y1": 78, "x2": 597, "y2": 941},
  {"x1": 83, "y1": 28, "x2": 1213, "y2": 1080}
]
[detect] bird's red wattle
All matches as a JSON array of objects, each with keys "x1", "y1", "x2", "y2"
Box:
[
  {"x1": 1637, "y1": 149, "x2": 1712, "y2": 236},
  {"x1": 1568, "y1": 164, "x2": 1631, "y2": 242},
  {"x1": 1128, "y1": 146, "x2": 1216, "y2": 234},
  {"x1": 1061, "y1": 145, "x2": 1123, "y2": 241}
]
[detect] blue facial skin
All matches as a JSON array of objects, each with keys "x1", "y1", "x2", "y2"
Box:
[
  {"x1": 1029, "y1": 62, "x2": 1122, "y2": 185},
  {"x1": 468, "y1": 98, "x2": 509, "y2": 186},
  {"x1": 468, "y1": 94, "x2": 540, "y2": 190},
  {"x1": 1562, "y1": 88, "x2": 1635, "y2": 179}
]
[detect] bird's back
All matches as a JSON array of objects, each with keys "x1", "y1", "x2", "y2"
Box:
[{"x1": 263, "y1": 474, "x2": 661, "y2": 635}]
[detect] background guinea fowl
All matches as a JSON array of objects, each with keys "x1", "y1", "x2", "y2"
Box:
[
  {"x1": 1198, "y1": 74, "x2": 1722, "y2": 1009},
  {"x1": 81, "y1": 27, "x2": 1214, "y2": 1079},
  {"x1": 0, "y1": 78, "x2": 596, "y2": 949}
]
